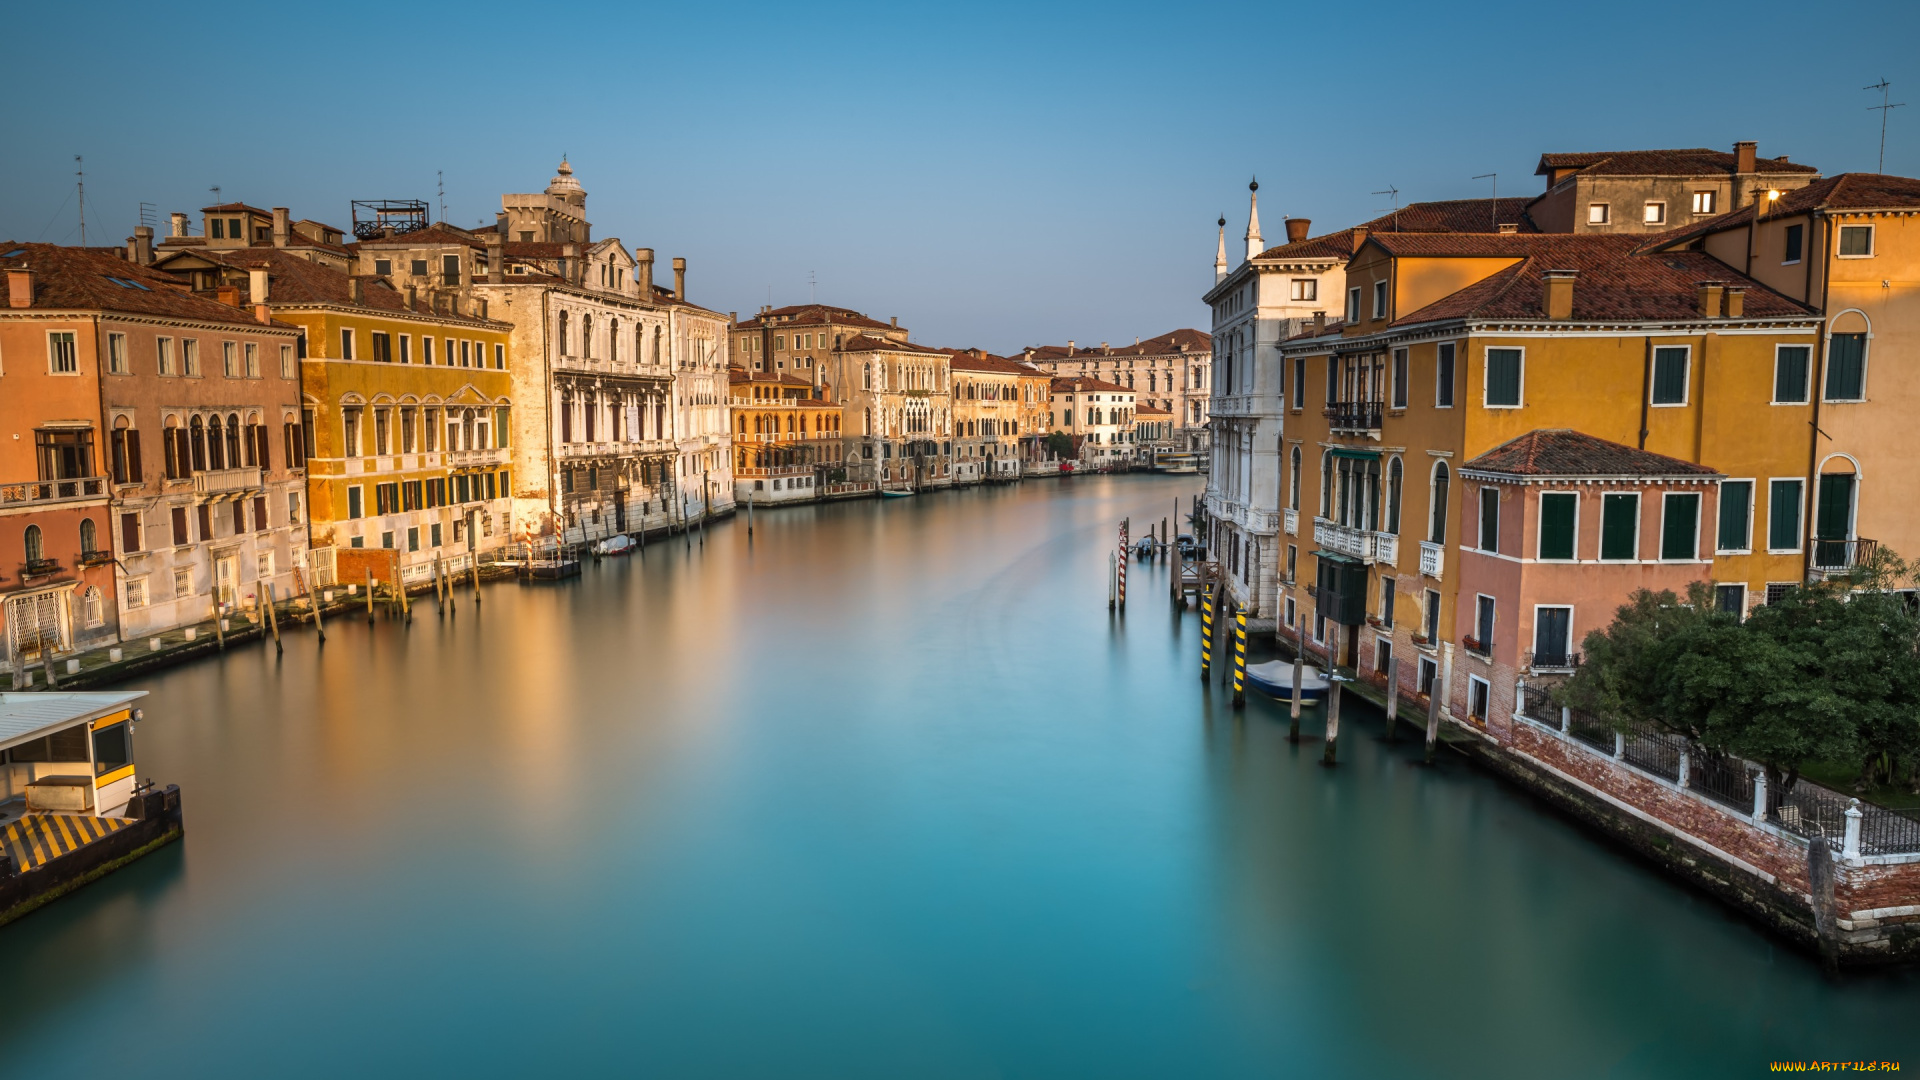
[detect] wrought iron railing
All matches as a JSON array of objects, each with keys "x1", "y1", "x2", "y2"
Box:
[
  {"x1": 1688, "y1": 752, "x2": 1754, "y2": 812},
  {"x1": 1811, "y1": 536, "x2": 1877, "y2": 572},
  {"x1": 1620, "y1": 719, "x2": 1683, "y2": 782},
  {"x1": 1566, "y1": 707, "x2": 1615, "y2": 755},
  {"x1": 1325, "y1": 400, "x2": 1383, "y2": 432}
]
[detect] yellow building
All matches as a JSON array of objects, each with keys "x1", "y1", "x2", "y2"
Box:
[
  {"x1": 1273, "y1": 231, "x2": 1821, "y2": 725},
  {"x1": 947, "y1": 350, "x2": 1024, "y2": 483},
  {"x1": 728, "y1": 366, "x2": 843, "y2": 504},
  {"x1": 155, "y1": 247, "x2": 515, "y2": 582}
]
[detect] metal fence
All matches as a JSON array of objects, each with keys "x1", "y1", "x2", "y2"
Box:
[
  {"x1": 1689, "y1": 752, "x2": 1754, "y2": 813},
  {"x1": 1771, "y1": 780, "x2": 1920, "y2": 856},
  {"x1": 1621, "y1": 719, "x2": 1685, "y2": 782},
  {"x1": 1566, "y1": 707, "x2": 1616, "y2": 755},
  {"x1": 1519, "y1": 684, "x2": 1557, "y2": 726}
]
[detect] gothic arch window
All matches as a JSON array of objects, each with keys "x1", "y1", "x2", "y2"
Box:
[
  {"x1": 23, "y1": 524, "x2": 43, "y2": 564},
  {"x1": 583, "y1": 315, "x2": 594, "y2": 359},
  {"x1": 1319, "y1": 450, "x2": 1333, "y2": 517},
  {"x1": 80, "y1": 518, "x2": 97, "y2": 554},
  {"x1": 1386, "y1": 456, "x2": 1403, "y2": 535},
  {"x1": 189, "y1": 415, "x2": 207, "y2": 472},
  {"x1": 1429, "y1": 461, "x2": 1450, "y2": 544},
  {"x1": 83, "y1": 586, "x2": 104, "y2": 627},
  {"x1": 558, "y1": 311, "x2": 569, "y2": 355},
  {"x1": 608, "y1": 318, "x2": 619, "y2": 363},
  {"x1": 227, "y1": 413, "x2": 242, "y2": 466},
  {"x1": 206, "y1": 414, "x2": 226, "y2": 470}
]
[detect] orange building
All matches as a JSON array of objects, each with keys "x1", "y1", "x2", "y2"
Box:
[{"x1": 728, "y1": 367, "x2": 843, "y2": 504}]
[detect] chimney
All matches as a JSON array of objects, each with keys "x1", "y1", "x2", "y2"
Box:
[
  {"x1": 474, "y1": 298, "x2": 488, "y2": 319},
  {"x1": 216, "y1": 285, "x2": 240, "y2": 307},
  {"x1": 349, "y1": 277, "x2": 364, "y2": 305},
  {"x1": 1542, "y1": 270, "x2": 1577, "y2": 320},
  {"x1": 486, "y1": 231, "x2": 504, "y2": 284},
  {"x1": 249, "y1": 267, "x2": 271, "y2": 322},
  {"x1": 728, "y1": 311, "x2": 738, "y2": 326},
  {"x1": 272, "y1": 207, "x2": 290, "y2": 248},
  {"x1": 890, "y1": 316, "x2": 899, "y2": 329},
  {"x1": 169, "y1": 212, "x2": 188, "y2": 239},
  {"x1": 1350, "y1": 226, "x2": 1369, "y2": 250},
  {"x1": 1285, "y1": 218, "x2": 1311, "y2": 244},
  {"x1": 133, "y1": 225, "x2": 154, "y2": 265},
  {"x1": 1724, "y1": 286, "x2": 1745, "y2": 318},
  {"x1": 1696, "y1": 281, "x2": 1725, "y2": 319},
  {"x1": 7, "y1": 267, "x2": 34, "y2": 309},
  {"x1": 405, "y1": 284, "x2": 417, "y2": 309},
  {"x1": 671, "y1": 256, "x2": 686, "y2": 301},
  {"x1": 1734, "y1": 141, "x2": 1756, "y2": 175},
  {"x1": 636, "y1": 248, "x2": 654, "y2": 295},
  {"x1": 1497, "y1": 222, "x2": 1518, "y2": 234},
  {"x1": 1068, "y1": 340, "x2": 1076, "y2": 355},
  {"x1": 1101, "y1": 342, "x2": 1108, "y2": 351},
  {"x1": 1312, "y1": 312, "x2": 1326, "y2": 334},
  {"x1": 125, "y1": 236, "x2": 139, "y2": 262},
  {"x1": 562, "y1": 243, "x2": 579, "y2": 285}
]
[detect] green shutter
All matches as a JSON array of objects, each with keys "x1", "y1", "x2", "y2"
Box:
[
  {"x1": 1479, "y1": 486, "x2": 1500, "y2": 553},
  {"x1": 1486, "y1": 349, "x2": 1522, "y2": 406},
  {"x1": 1661, "y1": 493, "x2": 1700, "y2": 560},
  {"x1": 1774, "y1": 346, "x2": 1809, "y2": 403},
  {"x1": 1651, "y1": 347, "x2": 1688, "y2": 404},
  {"x1": 1826, "y1": 334, "x2": 1866, "y2": 400},
  {"x1": 1601, "y1": 494, "x2": 1637, "y2": 559},
  {"x1": 1769, "y1": 480, "x2": 1802, "y2": 550},
  {"x1": 1716, "y1": 481, "x2": 1751, "y2": 551},
  {"x1": 1539, "y1": 493, "x2": 1576, "y2": 560},
  {"x1": 1815, "y1": 474, "x2": 1853, "y2": 540}
]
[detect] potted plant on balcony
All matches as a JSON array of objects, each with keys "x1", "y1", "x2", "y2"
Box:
[{"x1": 1462, "y1": 634, "x2": 1486, "y2": 655}]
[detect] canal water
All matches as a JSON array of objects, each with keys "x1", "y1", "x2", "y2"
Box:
[{"x1": 3, "y1": 475, "x2": 1914, "y2": 1077}]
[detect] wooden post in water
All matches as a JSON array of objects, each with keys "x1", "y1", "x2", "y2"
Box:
[
  {"x1": 397, "y1": 560, "x2": 411, "y2": 624},
  {"x1": 471, "y1": 557, "x2": 481, "y2": 605},
  {"x1": 747, "y1": 491, "x2": 754, "y2": 540},
  {"x1": 1383, "y1": 655, "x2": 1400, "y2": 741},
  {"x1": 445, "y1": 560, "x2": 457, "y2": 618},
  {"x1": 309, "y1": 572, "x2": 327, "y2": 645},
  {"x1": 1289, "y1": 652, "x2": 1304, "y2": 742},
  {"x1": 365, "y1": 569, "x2": 376, "y2": 624},
  {"x1": 1424, "y1": 676, "x2": 1443, "y2": 764},
  {"x1": 1322, "y1": 623, "x2": 1342, "y2": 766},
  {"x1": 210, "y1": 598, "x2": 226, "y2": 650},
  {"x1": 1231, "y1": 607, "x2": 1247, "y2": 708},
  {"x1": 264, "y1": 583, "x2": 283, "y2": 654},
  {"x1": 1808, "y1": 834, "x2": 1840, "y2": 974},
  {"x1": 433, "y1": 553, "x2": 445, "y2": 616}
]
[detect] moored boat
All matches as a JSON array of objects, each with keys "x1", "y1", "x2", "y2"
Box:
[
  {"x1": 880, "y1": 489, "x2": 914, "y2": 499},
  {"x1": 593, "y1": 534, "x2": 635, "y2": 557},
  {"x1": 1244, "y1": 660, "x2": 1329, "y2": 702}
]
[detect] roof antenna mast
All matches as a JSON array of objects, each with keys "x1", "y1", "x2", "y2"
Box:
[
  {"x1": 1372, "y1": 184, "x2": 1400, "y2": 230},
  {"x1": 1473, "y1": 173, "x2": 1498, "y2": 231},
  {"x1": 75, "y1": 156, "x2": 85, "y2": 246},
  {"x1": 1865, "y1": 79, "x2": 1905, "y2": 174},
  {"x1": 437, "y1": 171, "x2": 446, "y2": 224},
  {"x1": 810, "y1": 270, "x2": 816, "y2": 304}
]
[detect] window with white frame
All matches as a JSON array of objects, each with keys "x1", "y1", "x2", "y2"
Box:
[
  {"x1": 1599, "y1": 492, "x2": 1638, "y2": 560},
  {"x1": 1587, "y1": 203, "x2": 1610, "y2": 225},
  {"x1": 1346, "y1": 287, "x2": 1361, "y2": 323},
  {"x1": 1538, "y1": 492, "x2": 1577, "y2": 560},
  {"x1": 223, "y1": 342, "x2": 237, "y2": 377},
  {"x1": 1715, "y1": 583, "x2": 1747, "y2": 618},
  {"x1": 1838, "y1": 225, "x2": 1873, "y2": 258},
  {"x1": 1650, "y1": 346, "x2": 1690, "y2": 405},
  {"x1": 280, "y1": 345, "x2": 294, "y2": 378},
  {"x1": 1372, "y1": 280, "x2": 1388, "y2": 320},
  {"x1": 1773, "y1": 345, "x2": 1811, "y2": 403},
  {"x1": 1290, "y1": 279, "x2": 1317, "y2": 301},
  {"x1": 1478, "y1": 485, "x2": 1500, "y2": 553},
  {"x1": 182, "y1": 339, "x2": 200, "y2": 376},
  {"x1": 1643, "y1": 202, "x2": 1666, "y2": 225},
  {"x1": 1767, "y1": 478, "x2": 1803, "y2": 552},
  {"x1": 48, "y1": 331, "x2": 77, "y2": 373},
  {"x1": 1484, "y1": 347, "x2": 1522, "y2": 407},
  {"x1": 107, "y1": 332, "x2": 128, "y2": 374},
  {"x1": 1717, "y1": 479, "x2": 1753, "y2": 553},
  {"x1": 340, "y1": 328, "x2": 355, "y2": 360},
  {"x1": 1691, "y1": 191, "x2": 1717, "y2": 215},
  {"x1": 1533, "y1": 606, "x2": 1573, "y2": 667},
  {"x1": 157, "y1": 337, "x2": 174, "y2": 376},
  {"x1": 1660, "y1": 491, "x2": 1701, "y2": 560}
]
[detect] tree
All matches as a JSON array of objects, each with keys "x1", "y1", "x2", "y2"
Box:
[
  {"x1": 1560, "y1": 583, "x2": 1725, "y2": 743},
  {"x1": 1045, "y1": 431, "x2": 1073, "y2": 459}
]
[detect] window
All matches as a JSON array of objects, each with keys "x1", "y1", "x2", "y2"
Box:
[
  {"x1": 444, "y1": 339, "x2": 455, "y2": 366},
  {"x1": 1380, "y1": 577, "x2": 1395, "y2": 628},
  {"x1": 340, "y1": 328, "x2": 354, "y2": 360},
  {"x1": 442, "y1": 254, "x2": 461, "y2": 286},
  {"x1": 1475, "y1": 595, "x2": 1495, "y2": 651},
  {"x1": 1600, "y1": 492, "x2": 1638, "y2": 560},
  {"x1": 157, "y1": 337, "x2": 174, "y2": 376},
  {"x1": 1372, "y1": 280, "x2": 1388, "y2": 320},
  {"x1": 1815, "y1": 472, "x2": 1855, "y2": 552},
  {"x1": 1290, "y1": 279, "x2": 1317, "y2": 301},
  {"x1": 169, "y1": 506, "x2": 188, "y2": 546},
  {"x1": 1643, "y1": 202, "x2": 1666, "y2": 225},
  {"x1": 461, "y1": 340, "x2": 471, "y2": 367},
  {"x1": 1478, "y1": 486, "x2": 1501, "y2": 553},
  {"x1": 371, "y1": 332, "x2": 392, "y2": 363},
  {"x1": 374, "y1": 259, "x2": 392, "y2": 276},
  {"x1": 48, "y1": 331, "x2": 77, "y2": 373},
  {"x1": 124, "y1": 577, "x2": 147, "y2": 609},
  {"x1": 1717, "y1": 480, "x2": 1753, "y2": 552},
  {"x1": 119, "y1": 510, "x2": 141, "y2": 553},
  {"x1": 1435, "y1": 342, "x2": 1455, "y2": 407},
  {"x1": 1291, "y1": 357, "x2": 1304, "y2": 410},
  {"x1": 494, "y1": 343, "x2": 505, "y2": 369},
  {"x1": 347, "y1": 485, "x2": 364, "y2": 519},
  {"x1": 1650, "y1": 346, "x2": 1689, "y2": 405},
  {"x1": 1386, "y1": 457, "x2": 1402, "y2": 534},
  {"x1": 1838, "y1": 225, "x2": 1873, "y2": 257},
  {"x1": 1484, "y1": 347, "x2": 1521, "y2": 407},
  {"x1": 1691, "y1": 191, "x2": 1716, "y2": 215},
  {"x1": 1783, "y1": 223, "x2": 1804, "y2": 263},
  {"x1": 107, "y1": 332, "x2": 127, "y2": 373},
  {"x1": 1825, "y1": 333, "x2": 1866, "y2": 400},
  {"x1": 35, "y1": 428, "x2": 93, "y2": 480},
  {"x1": 288, "y1": 491, "x2": 301, "y2": 524},
  {"x1": 1715, "y1": 584, "x2": 1747, "y2": 617},
  {"x1": 1538, "y1": 492, "x2": 1576, "y2": 560},
  {"x1": 1346, "y1": 286, "x2": 1361, "y2": 323},
  {"x1": 1661, "y1": 492, "x2": 1700, "y2": 560},
  {"x1": 222, "y1": 341, "x2": 237, "y2": 377},
  {"x1": 1587, "y1": 203, "x2": 1609, "y2": 225},
  {"x1": 1424, "y1": 589, "x2": 1441, "y2": 644},
  {"x1": 374, "y1": 408, "x2": 390, "y2": 456},
  {"x1": 1522, "y1": 609, "x2": 1572, "y2": 673},
  {"x1": 409, "y1": 259, "x2": 428, "y2": 277},
  {"x1": 257, "y1": 550, "x2": 274, "y2": 578},
  {"x1": 110, "y1": 423, "x2": 141, "y2": 484},
  {"x1": 280, "y1": 344, "x2": 294, "y2": 378},
  {"x1": 1391, "y1": 348, "x2": 1408, "y2": 409},
  {"x1": 183, "y1": 339, "x2": 200, "y2": 377},
  {"x1": 343, "y1": 408, "x2": 361, "y2": 457},
  {"x1": 1773, "y1": 345, "x2": 1811, "y2": 403},
  {"x1": 1429, "y1": 462, "x2": 1450, "y2": 545},
  {"x1": 1418, "y1": 656, "x2": 1438, "y2": 695}
]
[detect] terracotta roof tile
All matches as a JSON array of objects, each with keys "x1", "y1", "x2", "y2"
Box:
[
  {"x1": 0, "y1": 243, "x2": 294, "y2": 328},
  {"x1": 1534, "y1": 148, "x2": 1817, "y2": 178},
  {"x1": 732, "y1": 304, "x2": 896, "y2": 332},
  {"x1": 1021, "y1": 328, "x2": 1207, "y2": 361},
  {"x1": 1462, "y1": 429, "x2": 1720, "y2": 478},
  {"x1": 151, "y1": 247, "x2": 506, "y2": 327},
  {"x1": 1049, "y1": 376, "x2": 1132, "y2": 394},
  {"x1": 1645, "y1": 172, "x2": 1920, "y2": 250},
  {"x1": 836, "y1": 333, "x2": 944, "y2": 355}
]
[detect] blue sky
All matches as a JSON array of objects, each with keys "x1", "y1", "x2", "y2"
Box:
[{"x1": 4, "y1": 0, "x2": 1914, "y2": 353}]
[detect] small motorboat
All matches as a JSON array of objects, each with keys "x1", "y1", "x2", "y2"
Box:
[
  {"x1": 1133, "y1": 537, "x2": 1157, "y2": 558},
  {"x1": 1244, "y1": 660, "x2": 1329, "y2": 702},
  {"x1": 880, "y1": 489, "x2": 915, "y2": 499},
  {"x1": 593, "y1": 534, "x2": 635, "y2": 557}
]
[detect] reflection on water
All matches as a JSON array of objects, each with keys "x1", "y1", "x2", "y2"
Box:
[{"x1": 1, "y1": 475, "x2": 1915, "y2": 1078}]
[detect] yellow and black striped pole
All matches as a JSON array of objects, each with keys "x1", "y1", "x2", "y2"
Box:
[
  {"x1": 1232, "y1": 608, "x2": 1248, "y2": 708},
  {"x1": 1200, "y1": 591, "x2": 1214, "y2": 682}
]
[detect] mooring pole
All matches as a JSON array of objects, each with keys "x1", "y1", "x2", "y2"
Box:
[
  {"x1": 748, "y1": 491, "x2": 754, "y2": 540},
  {"x1": 1108, "y1": 550, "x2": 1117, "y2": 611},
  {"x1": 365, "y1": 569, "x2": 376, "y2": 624},
  {"x1": 1383, "y1": 655, "x2": 1400, "y2": 741},
  {"x1": 1323, "y1": 624, "x2": 1342, "y2": 766},
  {"x1": 264, "y1": 583, "x2": 282, "y2": 654},
  {"x1": 445, "y1": 561, "x2": 456, "y2": 618},
  {"x1": 211, "y1": 597, "x2": 226, "y2": 650},
  {"x1": 1289, "y1": 651, "x2": 1304, "y2": 742},
  {"x1": 397, "y1": 560, "x2": 411, "y2": 624},
  {"x1": 1232, "y1": 607, "x2": 1247, "y2": 709},
  {"x1": 433, "y1": 553, "x2": 445, "y2": 616},
  {"x1": 1117, "y1": 519, "x2": 1128, "y2": 611},
  {"x1": 1200, "y1": 588, "x2": 1214, "y2": 682},
  {"x1": 471, "y1": 556, "x2": 481, "y2": 605},
  {"x1": 1424, "y1": 677, "x2": 1443, "y2": 764}
]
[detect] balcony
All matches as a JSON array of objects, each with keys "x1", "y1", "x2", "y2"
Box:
[
  {"x1": 1526, "y1": 649, "x2": 1581, "y2": 674},
  {"x1": 448, "y1": 447, "x2": 509, "y2": 469},
  {"x1": 193, "y1": 467, "x2": 261, "y2": 496},
  {"x1": 1419, "y1": 540, "x2": 1444, "y2": 580},
  {"x1": 1283, "y1": 508, "x2": 1298, "y2": 536},
  {"x1": 1325, "y1": 400, "x2": 1382, "y2": 435},
  {"x1": 1811, "y1": 536, "x2": 1877, "y2": 574},
  {"x1": 0, "y1": 476, "x2": 106, "y2": 507},
  {"x1": 1313, "y1": 517, "x2": 1396, "y2": 564}
]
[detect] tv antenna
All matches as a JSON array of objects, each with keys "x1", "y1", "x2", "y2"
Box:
[
  {"x1": 809, "y1": 270, "x2": 817, "y2": 304},
  {"x1": 1473, "y1": 173, "x2": 1498, "y2": 230},
  {"x1": 1865, "y1": 79, "x2": 1905, "y2": 173},
  {"x1": 139, "y1": 203, "x2": 157, "y2": 229},
  {"x1": 1372, "y1": 184, "x2": 1400, "y2": 229},
  {"x1": 437, "y1": 171, "x2": 446, "y2": 223},
  {"x1": 74, "y1": 156, "x2": 85, "y2": 246}
]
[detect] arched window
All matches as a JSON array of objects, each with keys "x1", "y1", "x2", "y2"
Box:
[
  {"x1": 226, "y1": 413, "x2": 242, "y2": 467},
  {"x1": 1289, "y1": 447, "x2": 1302, "y2": 511},
  {"x1": 1320, "y1": 451, "x2": 1333, "y2": 517},
  {"x1": 1430, "y1": 461, "x2": 1450, "y2": 544},
  {"x1": 189, "y1": 416, "x2": 206, "y2": 472},
  {"x1": 608, "y1": 318, "x2": 619, "y2": 363},
  {"x1": 206, "y1": 414, "x2": 225, "y2": 470},
  {"x1": 1387, "y1": 457, "x2": 1403, "y2": 535},
  {"x1": 558, "y1": 311, "x2": 569, "y2": 355},
  {"x1": 583, "y1": 315, "x2": 595, "y2": 359},
  {"x1": 863, "y1": 363, "x2": 872, "y2": 390},
  {"x1": 24, "y1": 524, "x2": 44, "y2": 564},
  {"x1": 80, "y1": 518, "x2": 97, "y2": 555}
]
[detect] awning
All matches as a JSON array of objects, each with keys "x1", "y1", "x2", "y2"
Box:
[
  {"x1": 1312, "y1": 549, "x2": 1363, "y2": 565},
  {"x1": 1330, "y1": 447, "x2": 1380, "y2": 461}
]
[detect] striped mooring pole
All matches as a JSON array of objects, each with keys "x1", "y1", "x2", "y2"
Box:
[
  {"x1": 1117, "y1": 519, "x2": 1128, "y2": 610},
  {"x1": 1232, "y1": 607, "x2": 1248, "y2": 708},
  {"x1": 1200, "y1": 590, "x2": 1214, "y2": 682}
]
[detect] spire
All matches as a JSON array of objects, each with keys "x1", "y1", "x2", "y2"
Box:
[
  {"x1": 1214, "y1": 214, "x2": 1228, "y2": 283},
  {"x1": 1244, "y1": 178, "x2": 1263, "y2": 261}
]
